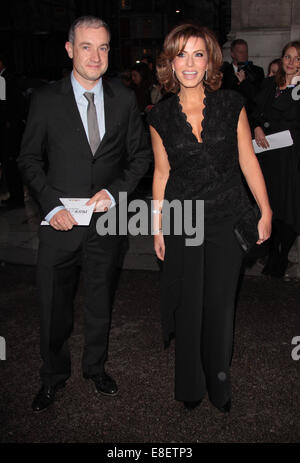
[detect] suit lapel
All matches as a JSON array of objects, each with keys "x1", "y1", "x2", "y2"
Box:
[
  {"x1": 93, "y1": 79, "x2": 115, "y2": 159},
  {"x1": 59, "y1": 76, "x2": 116, "y2": 159},
  {"x1": 60, "y1": 76, "x2": 94, "y2": 159}
]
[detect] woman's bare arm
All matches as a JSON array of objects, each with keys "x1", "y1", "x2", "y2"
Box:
[{"x1": 237, "y1": 107, "x2": 272, "y2": 243}]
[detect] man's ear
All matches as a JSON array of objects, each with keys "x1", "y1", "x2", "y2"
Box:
[{"x1": 65, "y1": 42, "x2": 73, "y2": 59}]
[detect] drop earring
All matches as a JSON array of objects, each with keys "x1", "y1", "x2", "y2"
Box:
[{"x1": 205, "y1": 69, "x2": 208, "y2": 80}]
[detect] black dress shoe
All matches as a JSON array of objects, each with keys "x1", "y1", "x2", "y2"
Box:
[
  {"x1": 32, "y1": 382, "x2": 66, "y2": 412},
  {"x1": 217, "y1": 399, "x2": 231, "y2": 413},
  {"x1": 184, "y1": 399, "x2": 202, "y2": 410},
  {"x1": 87, "y1": 372, "x2": 118, "y2": 396}
]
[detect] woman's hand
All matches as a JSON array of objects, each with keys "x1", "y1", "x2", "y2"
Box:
[
  {"x1": 154, "y1": 233, "x2": 165, "y2": 261},
  {"x1": 256, "y1": 211, "x2": 272, "y2": 245},
  {"x1": 254, "y1": 126, "x2": 270, "y2": 149}
]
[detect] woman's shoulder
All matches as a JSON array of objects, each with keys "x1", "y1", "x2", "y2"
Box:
[
  {"x1": 208, "y1": 88, "x2": 246, "y2": 113},
  {"x1": 209, "y1": 88, "x2": 244, "y2": 104},
  {"x1": 149, "y1": 94, "x2": 177, "y2": 114},
  {"x1": 147, "y1": 94, "x2": 177, "y2": 127}
]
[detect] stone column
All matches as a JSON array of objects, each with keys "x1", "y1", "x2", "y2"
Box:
[{"x1": 223, "y1": 0, "x2": 300, "y2": 74}]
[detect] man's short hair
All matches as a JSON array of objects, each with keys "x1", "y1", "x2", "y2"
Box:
[
  {"x1": 68, "y1": 16, "x2": 111, "y2": 43},
  {"x1": 230, "y1": 39, "x2": 248, "y2": 51}
]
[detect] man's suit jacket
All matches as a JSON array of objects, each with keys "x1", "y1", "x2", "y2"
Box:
[
  {"x1": 18, "y1": 76, "x2": 151, "y2": 249},
  {"x1": 221, "y1": 61, "x2": 264, "y2": 114}
]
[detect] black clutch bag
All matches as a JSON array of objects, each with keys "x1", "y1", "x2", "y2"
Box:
[{"x1": 233, "y1": 205, "x2": 260, "y2": 253}]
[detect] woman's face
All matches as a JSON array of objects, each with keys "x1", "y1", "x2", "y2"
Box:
[
  {"x1": 268, "y1": 62, "x2": 279, "y2": 77},
  {"x1": 172, "y1": 36, "x2": 208, "y2": 90},
  {"x1": 282, "y1": 47, "x2": 300, "y2": 78},
  {"x1": 131, "y1": 70, "x2": 142, "y2": 86}
]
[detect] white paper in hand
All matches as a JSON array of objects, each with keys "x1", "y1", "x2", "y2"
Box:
[
  {"x1": 253, "y1": 130, "x2": 293, "y2": 154},
  {"x1": 40, "y1": 198, "x2": 95, "y2": 226},
  {"x1": 59, "y1": 198, "x2": 95, "y2": 226}
]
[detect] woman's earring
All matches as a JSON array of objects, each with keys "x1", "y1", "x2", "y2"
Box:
[{"x1": 205, "y1": 69, "x2": 208, "y2": 80}]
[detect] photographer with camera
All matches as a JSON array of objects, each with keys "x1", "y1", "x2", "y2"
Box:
[{"x1": 222, "y1": 39, "x2": 265, "y2": 115}]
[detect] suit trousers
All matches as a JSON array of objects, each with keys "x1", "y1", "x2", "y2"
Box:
[
  {"x1": 174, "y1": 219, "x2": 243, "y2": 408},
  {"x1": 36, "y1": 219, "x2": 122, "y2": 386}
]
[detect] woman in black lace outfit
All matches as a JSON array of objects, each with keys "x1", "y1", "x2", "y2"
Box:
[
  {"x1": 252, "y1": 41, "x2": 300, "y2": 277},
  {"x1": 147, "y1": 24, "x2": 272, "y2": 413}
]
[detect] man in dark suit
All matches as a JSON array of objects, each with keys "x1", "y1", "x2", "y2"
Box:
[
  {"x1": 221, "y1": 39, "x2": 265, "y2": 115},
  {"x1": 18, "y1": 16, "x2": 151, "y2": 412}
]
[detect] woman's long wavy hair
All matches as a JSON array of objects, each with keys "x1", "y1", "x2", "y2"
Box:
[
  {"x1": 156, "y1": 23, "x2": 223, "y2": 93},
  {"x1": 275, "y1": 41, "x2": 300, "y2": 87}
]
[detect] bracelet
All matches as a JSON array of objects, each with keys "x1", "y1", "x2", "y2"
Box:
[
  {"x1": 152, "y1": 209, "x2": 162, "y2": 215},
  {"x1": 153, "y1": 228, "x2": 163, "y2": 234}
]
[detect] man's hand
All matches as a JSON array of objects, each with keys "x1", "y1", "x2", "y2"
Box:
[
  {"x1": 236, "y1": 69, "x2": 246, "y2": 83},
  {"x1": 86, "y1": 189, "x2": 112, "y2": 212},
  {"x1": 49, "y1": 209, "x2": 78, "y2": 231}
]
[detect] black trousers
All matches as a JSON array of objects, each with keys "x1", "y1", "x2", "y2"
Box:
[
  {"x1": 174, "y1": 219, "x2": 243, "y2": 408},
  {"x1": 263, "y1": 219, "x2": 297, "y2": 276},
  {"x1": 36, "y1": 223, "x2": 122, "y2": 386}
]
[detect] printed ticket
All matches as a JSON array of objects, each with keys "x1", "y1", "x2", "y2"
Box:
[{"x1": 41, "y1": 198, "x2": 95, "y2": 226}]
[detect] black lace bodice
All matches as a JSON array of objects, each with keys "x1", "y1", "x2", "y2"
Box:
[{"x1": 147, "y1": 89, "x2": 252, "y2": 223}]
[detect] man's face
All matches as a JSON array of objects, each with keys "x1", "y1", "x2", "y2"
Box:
[
  {"x1": 65, "y1": 26, "x2": 110, "y2": 89},
  {"x1": 231, "y1": 44, "x2": 248, "y2": 65}
]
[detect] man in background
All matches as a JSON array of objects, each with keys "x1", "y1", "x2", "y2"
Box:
[{"x1": 222, "y1": 39, "x2": 265, "y2": 116}]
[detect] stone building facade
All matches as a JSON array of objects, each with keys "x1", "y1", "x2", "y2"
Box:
[{"x1": 223, "y1": 0, "x2": 300, "y2": 73}]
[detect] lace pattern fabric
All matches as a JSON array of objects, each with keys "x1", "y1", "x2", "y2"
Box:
[{"x1": 147, "y1": 89, "x2": 252, "y2": 223}]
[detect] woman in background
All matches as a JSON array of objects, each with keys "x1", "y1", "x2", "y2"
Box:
[
  {"x1": 267, "y1": 58, "x2": 281, "y2": 77},
  {"x1": 253, "y1": 41, "x2": 300, "y2": 277}
]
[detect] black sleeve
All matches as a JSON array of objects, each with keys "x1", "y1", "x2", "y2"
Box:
[
  {"x1": 225, "y1": 90, "x2": 246, "y2": 129},
  {"x1": 17, "y1": 89, "x2": 63, "y2": 216},
  {"x1": 107, "y1": 91, "x2": 152, "y2": 202},
  {"x1": 249, "y1": 77, "x2": 274, "y2": 131},
  {"x1": 147, "y1": 105, "x2": 160, "y2": 132}
]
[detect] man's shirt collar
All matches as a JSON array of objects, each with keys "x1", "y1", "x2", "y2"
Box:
[{"x1": 71, "y1": 71, "x2": 103, "y2": 100}]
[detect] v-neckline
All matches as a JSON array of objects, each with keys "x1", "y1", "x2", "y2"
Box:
[{"x1": 176, "y1": 90, "x2": 208, "y2": 145}]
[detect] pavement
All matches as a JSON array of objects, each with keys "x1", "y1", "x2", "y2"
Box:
[{"x1": 0, "y1": 197, "x2": 299, "y2": 444}]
